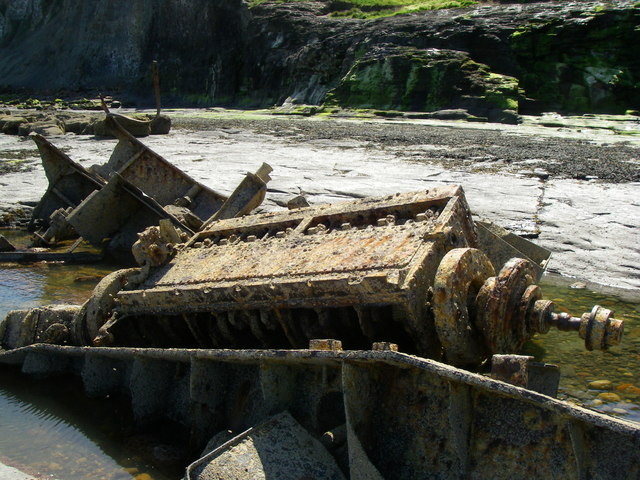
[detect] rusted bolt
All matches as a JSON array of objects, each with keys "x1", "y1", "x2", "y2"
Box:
[
  {"x1": 372, "y1": 342, "x2": 398, "y2": 352},
  {"x1": 527, "y1": 299, "x2": 623, "y2": 351},
  {"x1": 377, "y1": 215, "x2": 395, "y2": 227},
  {"x1": 309, "y1": 339, "x2": 343, "y2": 351},
  {"x1": 547, "y1": 311, "x2": 581, "y2": 332}
]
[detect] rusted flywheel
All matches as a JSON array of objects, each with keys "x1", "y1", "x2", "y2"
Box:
[
  {"x1": 475, "y1": 257, "x2": 539, "y2": 355},
  {"x1": 432, "y1": 248, "x2": 495, "y2": 366},
  {"x1": 433, "y1": 248, "x2": 624, "y2": 367}
]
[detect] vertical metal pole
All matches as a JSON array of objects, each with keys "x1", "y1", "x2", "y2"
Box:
[{"x1": 153, "y1": 60, "x2": 161, "y2": 117}]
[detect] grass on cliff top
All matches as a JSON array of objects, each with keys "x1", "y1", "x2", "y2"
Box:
[{"x1": 248, "y1": 0, "x2": 477, "y2": 18}]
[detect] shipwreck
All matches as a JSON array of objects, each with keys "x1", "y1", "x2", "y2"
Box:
[
  {"x1": 3, "y1": 114, "x2": 271, "y2": 263},
  {"x1": 0, "y1": 179, "x2": 636, "y2": 479}
]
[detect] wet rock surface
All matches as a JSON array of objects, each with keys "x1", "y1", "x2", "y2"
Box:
[{"x1": 0, "y1": 110, "x2": 638, "y2": 292}]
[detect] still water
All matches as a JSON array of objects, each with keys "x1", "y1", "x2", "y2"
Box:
[
  {"x1": 0, "y1": 230, "x2": 176, "y2": 480},
  {"x1": 0, "y1": 368, "x2": 174, "y2": 480},
  {"x1": 529, "y1": 278, "x2": 640, "y2": 423},
  {"x1": 0, "y1": 229, "x2": 638, "y2": 478}
]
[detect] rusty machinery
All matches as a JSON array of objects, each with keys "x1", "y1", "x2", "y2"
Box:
[{"x1": 1, "y1": 186, "x2": 623, "y2": 367}]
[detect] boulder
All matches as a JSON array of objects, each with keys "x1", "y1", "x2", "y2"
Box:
[
  {"x1": 1, "y1": 116, "x2": 28, "y2": 135},
  {"x1": 18, "y1": 121, "x2": 64, "y2": 136}
]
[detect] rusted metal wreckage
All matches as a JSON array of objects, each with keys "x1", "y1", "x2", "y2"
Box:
[
  {"x1": 1, "y1": 114, "x2": 271, "y2": 262},
  {"x1": 0, "y1": 140, "x2": 637, "y2": 478}
]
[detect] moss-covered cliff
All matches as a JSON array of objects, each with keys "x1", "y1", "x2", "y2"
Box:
[
  {"x1": 0, "y1": 0, "x2": 638, "y2": 116},
  {"x1": 510, "y1": 4, "x2": 640, "y2": 113}
]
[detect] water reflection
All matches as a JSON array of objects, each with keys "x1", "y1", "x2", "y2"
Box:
[
  {"x1": 0, "y1": 368, "x2": 171, "y2": 480},
  {"x1": 0, "y1": 230, "x2": 116, "y2": 319},
  {"x1": 0, "y1": 262, "x2": 115, "y2": 320},
  {"x1": 0, "y1": 383, "x2": 126, "y2": 479}
]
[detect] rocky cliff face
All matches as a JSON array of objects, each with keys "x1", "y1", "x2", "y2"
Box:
[{"x1": 1, "y1": 0, "x2": 638, "y2": 115}]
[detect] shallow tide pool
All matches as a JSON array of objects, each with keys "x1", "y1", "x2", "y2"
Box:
[
  {"x1": 0, "y1": 230, "x2": 175, "y2": 479},
  {"x1": 529, "y1": 278, "x2": 640, "y2": 423},
  {"x1": 0, "y1": 368, "x2": 174, "y2": 480}
]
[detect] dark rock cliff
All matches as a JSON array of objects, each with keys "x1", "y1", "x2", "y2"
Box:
[{"x1": 0, "y1": 0, "x2": 638, "y2": 115}]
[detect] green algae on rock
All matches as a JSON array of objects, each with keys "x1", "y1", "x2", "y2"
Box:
[
  {"x1": 510, "y1": 3, "x2": 640, "y2": 114},
  {"x1": 325, "y1": 46, "x2": 523, "y2": 117}
]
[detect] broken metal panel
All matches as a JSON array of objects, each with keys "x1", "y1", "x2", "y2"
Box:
[
  {"x1": 491, "y1": 354, "x2": 560, "y2": 397},
  {"x1": 81, "y1": 354, "x2": 130, "y2": 398},
  {"x1": 30, "y1": 115, "x2": 229, "y2": 251},
  {"x1": 100, "y1": 115, "x2": 226, "y2": 221},
  {"x1": 129, "y1": 356, "x2": 191, "y2": 428},
  {"x1": 0, "y1": 345, "x2": 638, "y2": 479},
  {"x1": 65, "y1": 174, "x2": 193, "y2": 247},
  {"x1": 469, "y1": 393, "x2": 580, "y2": 478},
  {"x1": 202, "y1": 163, "x2": 273, "y2": 226},
  {"x1": 341, "y1": 352, "x2": 640, "y2": 480},
  {"x1": 343, "y1": 361, "x2": 470, "y2": 479},
  {"x1": 61, "y1": 117, "x2": 273, "y2": 252},
  {"x1": 29, "y1": 133, "x2": 104, "y2": 229},
  {"x1": 475, "y1": 220, "x2": 551, "y2": 282}
]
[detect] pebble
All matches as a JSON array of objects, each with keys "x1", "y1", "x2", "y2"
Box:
[
  {"x1": 570, "y1": 281, "x2": 587, "y2": 289},
  {"x1": 613, "y1": 408, "x2": 627, "y2": 415},
  {"x1": 533, "y1": 168, "x2": 550, "y2": 180},
  {"x1": 597, "y1": 392, "x2": 622, "y2": 403},
  {"x1": 589, "y1": 380, "x2": 613, "y2": 390},
  {"x1": 616, "y1": 384, "x2": 640, "y2": 395}
]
